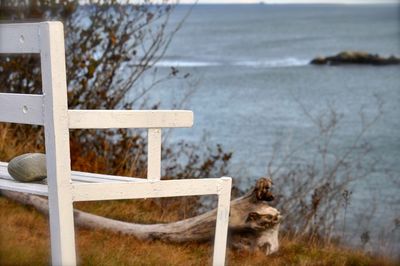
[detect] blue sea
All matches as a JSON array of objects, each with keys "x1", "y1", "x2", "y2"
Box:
[{"x1": 131, "y1": 4, "x2": 400, "y2": 252}]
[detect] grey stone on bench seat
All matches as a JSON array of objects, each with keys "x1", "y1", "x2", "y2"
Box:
[{"x1": 8, "y1": 153, "x2": 47, "y2": 182}]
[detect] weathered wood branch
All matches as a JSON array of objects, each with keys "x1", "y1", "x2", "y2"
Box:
[{"x1": 0, "y1": 178, "x2": 281, "y2": 255}]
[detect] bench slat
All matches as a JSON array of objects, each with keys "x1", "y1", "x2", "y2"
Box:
[
  {"x1": 71, "y1": 171, "x2": 144, "y2": 183},
  {"x1": 0, "y1": 162, "x2": 143, "y2": 185},
  {"x1": 71, "y1": 178, "x2": 222, "y2": 202},
  {"x1": 68, "y1": 110, "x2": 193, "y2": 129},
  {"x1": 0, "y1": 93, "x2": 44, "y2": 125},
  {"x1": 0, "y1": 23, "x2": 41, "y2": 54},
  {"x1": 0, "y1": 179, "x2": 48, "y2": 196}
]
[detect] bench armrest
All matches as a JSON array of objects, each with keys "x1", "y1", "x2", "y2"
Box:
[{"x1": 68, "y1": 110, "x2": 193, "y2": 129}]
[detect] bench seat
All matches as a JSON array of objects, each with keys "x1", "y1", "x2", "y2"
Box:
[{"x1": 0, "y1": 161, "x2": 143, "y2": 196}]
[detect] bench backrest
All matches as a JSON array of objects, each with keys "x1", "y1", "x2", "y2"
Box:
[
  {"x1": 0, "y1": 22, "x2": 194, "y2": 183},
  {"x1": 0, "y1": 22, "x2": 73, "y2": 187}
]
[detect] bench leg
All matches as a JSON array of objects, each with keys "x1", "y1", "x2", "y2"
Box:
[
  {"x1": 212, "y1": 177, "x2": 232, "y2": 266},
  {"x1": 40, "y1": 21, "x2": 77, "y2": 266},
  {"x1": 48, "y1": 191, "x2": 77, "y2": 266}
]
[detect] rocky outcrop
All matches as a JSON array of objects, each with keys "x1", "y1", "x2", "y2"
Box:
[{"x1": 310, "y1": 51, "x2": 400, "y2": 66}]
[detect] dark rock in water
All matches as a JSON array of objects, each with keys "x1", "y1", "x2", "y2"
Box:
[
  {"x1": 310, "y1": 51, "x2": 400, "y2": 66},
  {"x1": 8, "y1": 153, "x2": 47, "y2": 182}
]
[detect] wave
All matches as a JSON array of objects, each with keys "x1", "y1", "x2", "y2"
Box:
[
  {"x1": 154, "y1": 58, "x2": 309, "y2": 68},
  {"x1": 155, "y1": 60, "x2": 221, "y2": 67},
  {"x1": 233, "y1": 58, "x2": 309, "y2": 67}
]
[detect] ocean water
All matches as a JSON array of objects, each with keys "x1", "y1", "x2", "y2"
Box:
[{"x1": 132, "y1": 4, "x2": 400, "y2": 251}]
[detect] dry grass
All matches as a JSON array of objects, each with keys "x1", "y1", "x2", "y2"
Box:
[
  {"x1": 0, "y1": 196, "x2": 210, "y2": 266},
  {"x1": 0, "y1": 124, "x2": 44, "y2": 161},
  {"x1": 0, "y1": 196, "x2": 397, "y2": 266},
  {"x1": 75, "y1": 195, "x2": 205, "y2": 224}
]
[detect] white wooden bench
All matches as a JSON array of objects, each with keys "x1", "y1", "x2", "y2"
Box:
[{"x1": 0, "y1": 22, "x2": 231, "y2": 266}]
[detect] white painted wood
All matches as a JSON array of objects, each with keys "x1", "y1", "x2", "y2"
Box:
[
  {"x1": 71, "y1": 178, "x2": 222, "y2": 202},
  {"x1": 71, "y1": 171, "x2": 144, "y2": 183},
  {"x1": 39, "y1": 22, "x2": 77, "y2": 266},
  {"x1": 0, "y1": 163, "x2": 14, "y2": 181},
  {"x1": 68, "y1": 110, "x2": 193, "y2": 129},
  {"x1": 70, "y1": 176, "x2": 126, "y2": 183},
  {"x1": 0, "y1": 162, "x2": 142, "y2": 183},
  {"x1": 213, "y1": 177, "x2": 232, "y2": 266},
  {"x1": 0, "y1": 162, "x2": 12, "y2": 178},
  {"x1": 0, "y1": 93, "x2": 44, "y2": 125},
  {"x1": 0, "y1": 179, "x2": 48, "y2": 196},
  {"x1": 0, "y1": 23, "x2": 41, "y2": 54},
  {"x1": 147, "y1": 128, "x2": 161, "y2": 181}
]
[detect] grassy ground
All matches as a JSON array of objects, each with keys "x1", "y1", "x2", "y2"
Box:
[{"x1": 0, "y1": 196, "x2": 397, "y2": 266}]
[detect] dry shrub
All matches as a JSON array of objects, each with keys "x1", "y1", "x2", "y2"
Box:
[{"x1": 266, "y1": 96, "x2": 400, "y2": 251}]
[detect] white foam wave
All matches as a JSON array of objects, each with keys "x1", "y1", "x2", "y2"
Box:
[
  {"x1": 155, "y1": 58, "x2": 309, "y2": 68},
  {"x1": 155, "y1": 60, "x2": 221, "y2": 67},
  {"x1": 233, "y1": 58, "x2": 309, "y2": 68}
]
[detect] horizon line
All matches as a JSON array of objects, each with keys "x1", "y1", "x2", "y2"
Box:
[
  {"x1": 177, "y1": 0, "x2": 399, "y2": 4},
  {"x1": 178, "y1": 2, "x2": 398, "y2": 4}
]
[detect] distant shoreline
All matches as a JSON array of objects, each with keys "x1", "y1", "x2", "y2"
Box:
[{"x1": 175, "y1": 3, "x2": 399, "y2": 6}]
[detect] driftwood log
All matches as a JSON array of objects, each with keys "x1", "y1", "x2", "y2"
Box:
[{"x1": 0, "y1": 178, "x2": 281, "y2": 255}]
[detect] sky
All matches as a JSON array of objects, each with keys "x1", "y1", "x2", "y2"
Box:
[{"x1": 178, "y1": 0, "x2": 399, "y2": 4}]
